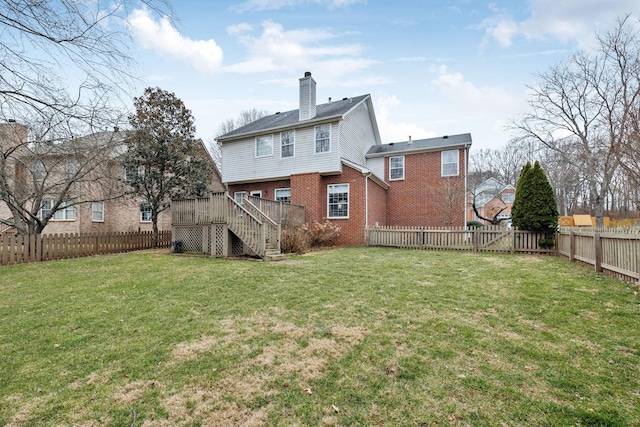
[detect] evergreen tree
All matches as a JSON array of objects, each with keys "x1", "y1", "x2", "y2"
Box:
[
  {"x1": 124, "y1": 87, "x2": 213, "y2": 247},
  {"x1": 511, "y1": 161, "x2": 558, "y2": 248}
]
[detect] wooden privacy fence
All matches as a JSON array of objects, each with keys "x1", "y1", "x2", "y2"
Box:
[
  {"x1": 557, "y1": 227, "x2": 640, "y2": 282},
  {"x1": 366, "y1": 226, "x2": 555, "y2": 254},
  {"x1": 0, "y1": 230, "x2": 172, "y2": 266}
]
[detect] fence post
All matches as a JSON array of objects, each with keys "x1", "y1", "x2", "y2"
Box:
[
  {"x1": 594, "y1": 231, "x2": 602, "y2": 273},
  {"x1": 472, "y1": 228, "x2": 478, "y2": 252},
  {"x1": 569, "y1": 229, "x2": 575, "y2": 262},
  {"x1": 510, "y1": 228, "x2": 515, "y2": 254}
]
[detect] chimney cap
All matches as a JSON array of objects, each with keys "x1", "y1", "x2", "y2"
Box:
[{"x1": 304, "y1": 71, "x2": 312, "y2": 77}]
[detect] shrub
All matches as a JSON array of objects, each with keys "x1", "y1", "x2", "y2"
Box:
[
  {"x1": 280, "y1": 227, "x2": 310, "y2": 254},
  {"x1": 305, "y1": 220, "x2": 340, "y2": 247},
  {"x1": 467, "y1": 221, "x2": 484, "y2": 229},
  {"x1": 280, "y1": 220, "x2": 341, "y2": 254}
]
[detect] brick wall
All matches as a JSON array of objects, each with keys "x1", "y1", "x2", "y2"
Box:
[
  {"x1": 228, "y1": 179, "x2": 291, "y2": 202},
  {"x1": 386, "y1": 149, "x2": 467, "y2": 227},
  {"x1": 367, "y1": 177, "x2": 387, "y2": 228},
  {"x1": 291, "y1": 173, "x2": 323, "y2": 224}
]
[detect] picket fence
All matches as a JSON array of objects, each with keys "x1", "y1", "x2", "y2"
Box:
[
  {"x1": 557, "y1": 227, "x2": 640, "y2": 282},
  {"x1": 0, "y1": 230, "x2": 172, "y2": 266},
  {"x1": 367, "y1": 225, "x2": 640, "y2": 283},
  {"x1": 366, "y1": 225, "x2": 554, "y2": 254}
]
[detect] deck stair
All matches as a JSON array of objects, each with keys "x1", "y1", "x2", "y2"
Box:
[{"x1": 171, "y1": 192, "x2": 301, "y2": 260}]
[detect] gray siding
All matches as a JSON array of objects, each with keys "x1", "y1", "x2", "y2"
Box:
[
  {"x1": 366, "y1": 157, "x2": 385, "y2": 181},
  {"x1": 222, "y1": 122, "x2": 342, "y2": 183},
  {"x1": 339, "y1": 100, "x2": 378, "y2": 166}
]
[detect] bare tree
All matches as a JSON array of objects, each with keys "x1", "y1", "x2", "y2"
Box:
[
  {"x1": 0, "y1": 120, "x2": 128, "y2": 234},
  {"x1": 0, "y1": 0, "x2": 171, "y2": 234},
  {"x1": 512, "y1": 16, "x2": 640, "y2": 226},
  {"x1": 208, "y1": 108, "x2": 270, "y2": 169}
]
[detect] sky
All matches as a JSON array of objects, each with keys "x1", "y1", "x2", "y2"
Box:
[{"x1": 122, "y1": 0, "x2": 640, "y2": 151}]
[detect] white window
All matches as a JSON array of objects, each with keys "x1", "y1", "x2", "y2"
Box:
[
  {"x1": 234, "y1": 191, "x2": 246, "y2": 206},
  {"x1": 66, "y1": 159, "x2": 80, "y2": 179},
  {"x1": 92, "y1": 201, "x2": 104, "y2": 222},
  {"x1": 41, "y1": 199, "x2": 76, "y2": 221},
  {"x1": 275, "y1": 188, "x2": 291, "y2": 203},
  {"x1": 502, "y1": 193, "x2": 515, "y2": 203},
  {"x1": 315, "y1": 124, "x2": 330, "y2": 153},
  {"x1": 441, "y1": 150, "x2": 459, "y2": 176},
  {"x1": 140, "y1": 203, "x2": 152, "y2": 222},
  {"x1": 281, "y1": 131, "x2": 294, "y2": 158},
  {"x1": 256, "y1": 135, "x2": 273, "y2": 157},
  {"x1": 328, "y1": 183, "x2": 349, "y2": 218},
  {"x1": 250, "y1": 190, "x2": 262, "y2": 198},
  {"x1": 389, "y1": 156, "x2": 404, "y2": 180}
]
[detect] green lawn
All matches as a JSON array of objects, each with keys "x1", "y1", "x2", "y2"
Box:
[{"x1": 1, "y1": 248, "x2": 638, "y2": 426}]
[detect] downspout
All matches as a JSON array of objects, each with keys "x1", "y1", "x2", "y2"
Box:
[
  {"x1": 364, "y1": 171, "x2": 371, "y2": 228},
  {"x1": 464, "y1": 144, "x2": 470, "y2": 227}
]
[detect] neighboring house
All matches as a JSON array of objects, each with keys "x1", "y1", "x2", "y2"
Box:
[
  {"x1": 0, "y1": 121, "x2": 223, "y2": 235},
  {"x1": 216, "y1": 72, "x2": 471, "y2": 246},
  {"x1": 467, "y1": 177, "x2": 515, "y2": 225}
]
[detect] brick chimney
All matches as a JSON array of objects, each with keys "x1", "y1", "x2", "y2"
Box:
[{"x1": 299, "y1": 71, "x2": 316, "y2": 121}]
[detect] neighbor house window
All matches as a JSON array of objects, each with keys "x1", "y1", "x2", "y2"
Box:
[
  {"x1": 33, "y1": 160, "x2": 45, "y2": 180},
  {"x1": 441, "y1": 150, "x2": 459, "y2": 176},
  {"x1": 125, "y1": 165, "x2": 138, "y2": 182},
  {"x1": 389, "y1": 156, "x2": 404, "y2": 180},
  {"x1": 315, "y1": 124, "x2": 330, "y2": 153},
  {"x1": 502, "y1": 193, "x2": 515, "y2": 203},
  {"x1": 40, "y1": 199, "x2": 76, "y2": 221},
  {"x1": 328, "y1": 183, "x2": 349, "y2": 218},
  {"x1": 256, "y1": 135, "x2": 273, "y2": 157},
  {"x1": 281, "y1": 131, "x2": 294, "y2": 158},
  {"x1": 275, "y1": 188, "x2": 291, "y2": 203},
  {"x1": 140, "y1": 203, "x2": 152, "y2": 222},
  {"x1": 66, "y1": 159, "x2": 80, "y2": 179},
  {"x1": 92, "y1": 201, "x2": 104, "y2": 222}
]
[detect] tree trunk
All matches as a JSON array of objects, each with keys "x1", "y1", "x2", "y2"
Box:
[{"x1": 151, "y1": 210, "x2": 159, "y2": 249}]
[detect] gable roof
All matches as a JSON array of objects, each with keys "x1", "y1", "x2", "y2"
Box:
[
  {"x1": 365, "y1": 133, "x2": 472, "y2": 158},
  {"x1": 217, "y1": 94, "x2": 371, "y2": 142}
]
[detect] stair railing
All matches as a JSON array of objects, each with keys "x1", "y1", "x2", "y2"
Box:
[{"x1": 225, "y1": 194, "x2": 266, "y2": 257}]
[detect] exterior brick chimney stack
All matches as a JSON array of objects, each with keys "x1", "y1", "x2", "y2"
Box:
[{"x1": 299, "y1": 71, "x2": 317, "y2": 121}]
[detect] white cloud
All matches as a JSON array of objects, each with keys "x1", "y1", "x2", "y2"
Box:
[
  {"x1": 223, "y1": 20, "x2": 378, "y2": 82},
  {"x1": 481, "y1": 0, "x2": 640, "y2": 48},
  {"x1": 126, "y1": 8, "x2": 223, "y2": 73},
  {"x1": 423, "y1": 65, "x2": 525, "y2": 148},
  {"x1": 375, "y1": 95, "x2": 438, "y2": 143},
  {"x1": 231, "y1": 0, "x2": 365, "y2": 12},
  {"x1": 430, "y1": 65, "x2": 520, "y2": 118}
]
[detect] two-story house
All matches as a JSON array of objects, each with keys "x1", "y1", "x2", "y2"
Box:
[
  {"x1": 467, "y1": 177, "x2": 515, "y2": 226},
  {"x1": 217, "y1": 72, "x2": 471, "y2": 246},
  {"x1": 0, "y1": 121, "x2": 223, "y2": 235}
]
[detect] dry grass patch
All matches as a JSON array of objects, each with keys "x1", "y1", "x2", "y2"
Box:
[{"x1": 157, "y1": 312, "x2": 370, "y2": 425}]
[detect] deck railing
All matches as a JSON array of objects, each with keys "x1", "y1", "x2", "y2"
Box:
[{"x1": 172, "y1": 193, "x2": 305, "y2": 228}]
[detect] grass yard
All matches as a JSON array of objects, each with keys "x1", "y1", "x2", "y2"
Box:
[{"x1": 0, "y1": 247, "x2": 638, "y2": 426}]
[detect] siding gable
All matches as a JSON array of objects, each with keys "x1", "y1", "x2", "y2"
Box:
[{"x1": 339, "y1": 100, "x2": 379, "y2": 166}]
